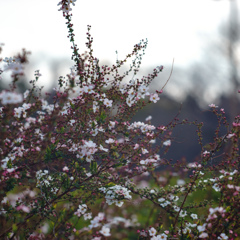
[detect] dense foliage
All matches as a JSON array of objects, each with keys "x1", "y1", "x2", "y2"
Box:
[{"x1": 0, "y1": 1, "x2": 239, "y2": 239}]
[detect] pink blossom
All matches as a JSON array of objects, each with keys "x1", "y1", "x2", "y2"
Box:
[{"x1": 16, "y1": 205, "x2": 30, "y2": 213}]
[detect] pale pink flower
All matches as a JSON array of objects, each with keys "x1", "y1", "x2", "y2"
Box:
[
  {"x1": 149, "y1": 93, "x2": 160, "y2": 103},
  {"x1": 63, "y1": 166, "x2": 69, "y2": 172},
  {"x1": 218, "y1": 233, "x2": 228, "y2": 240},
  {"x1": 227, "y1": 133, "x2": 235, "y2": 139},
  {"x1": 199, "y1": 232, "x2": 209, "y2": 238},
  {"x1": 134, "y1": 144, "x2": 139, "y2": 149},
  {"x1": 105, "y1": 138, "x2": 115, "y2": 144},
  {"x1": 209, "y1": 103, "x2": 218, "y2": 108},
  {"x1": 197, "y1": 224, "x2": 206, "y2": 232},
  {"x1": 0, "y1": 91, "x2": 23, "y2": 105},
  {"x1": 142, "y1": 148, "x2": 149, "y2": 154},
  {"x1": 16, "y1": 205, "x2": 30, "y2": 213}
]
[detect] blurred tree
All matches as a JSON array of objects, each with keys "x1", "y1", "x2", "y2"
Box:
[
  {"x1": 186, "y1": 0, "x2": 240, "y2": 121},
  {"x1": 221, "y1": 0, "x2": 240, "y2": 121}
]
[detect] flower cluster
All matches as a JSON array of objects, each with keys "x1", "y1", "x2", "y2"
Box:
[
  {"x1": 74, "y1": 204, "x2": 92, "y2": 220},
  {"x1": 57, "y1": 0, "x2": 77, "y2": 14},
  {"x1": 148, "y1": 227, "x2": 168, "y2": 240},
  {"x1": 0, "y1": 91, "x2": 23, "y2": 105},
  {"x1": 99, "y1": 185, "x2": 132, "y2": 207},
  {"x1": 36, "y1": 170, "x2": 59, "y2": 194}
]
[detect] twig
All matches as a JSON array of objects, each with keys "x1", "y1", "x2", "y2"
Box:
[{"x1": 161, "y1": 58, "x2": 174, "y2": 91}]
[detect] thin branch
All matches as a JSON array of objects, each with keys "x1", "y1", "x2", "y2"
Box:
[{"x1": 161, "y1": 58, "x2": 174, "y2": 91}]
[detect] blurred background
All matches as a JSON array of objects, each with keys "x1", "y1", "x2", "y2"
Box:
[{"x1": 1, "y1": 0, "x2": 240, "y2": 162}]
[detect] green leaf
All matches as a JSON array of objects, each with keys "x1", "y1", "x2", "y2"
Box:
[
  {"x1": 100, "y1": 111, "x2": 107, "y2": 123},
  {"x1": 90, "y1": 161, "x2": 97, "y2": 174},
  {"x1": 7, "y1": 159, "x2": 12, "y2": 169},
  {"x1": 106, "y1": 182, "x2": 116, "y2": 188},
  {"x1": 12, "y1": 224, "x2": 18, "y2": 233}
]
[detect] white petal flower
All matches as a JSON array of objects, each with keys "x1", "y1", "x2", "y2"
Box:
[
  {"x1": 218, "y1": 233, "x2": 228, "y2": 240},
  {"x1": 100, "y1": 226, "x2": 111, "y2": 237},
  {"x1": 115, "y1": 201, "x2": 124, "y2": 207},
  {"x1": 149, "y1": 93, "x2": 160, "y2": 103},
  {"x1": 63, "y1": 166, "x2": 69, "y2": 172},
  {"x1": 197, "y1": 224, "x2": 206, "y2": 232},
  {"x1": 126, "y1": 97, "x2": 135, "y2": 107},
  {"x1": 190, "y1": 213, "x2": 198, "y2": 219},
  {"x1": 0, "y1": 91, "x2": 23, "y2": 105},
  {"x1": 212, "y1": 183, "x2": 221, "y2": 192},
  {"x1": 152, "y1": 233, "x2": 167, "y2": 240},
  {"x1": 145, "y1": 115, "x2": 152, "y2": 121},
  {"x1": 142, "y1": 148, "x2": 149, "y2": 154},
  {"x1": 83, "y1": 212, "x2": 92, "y2": 220},
  {"x1": 177, "y1": 179, "x2": 185, "y2": 186},
  {"x1": 149, "y1": 227, "x2": 157, "y2": 236},
  {"x1": 23, "y1": 90, "x2": 29, "y2": 99},
  {"x1": 99, "y1": 144, "x2": 108, "y2": 152},
  {"x1": 179, "y1": 210, "x2": 187, "y2": 217},
  {"x1": 163, "y1": 140, "x2": 171, "y2": 146},
  {"x1": 158, "y1": 198, "x2": 165, "y2": 202},
  {"x1": 105, "y1": 138, "x2": 115, "y2": 144},
  {"x1": 103, "y1": 98, "x2": 113, "y2": 107},
  {"x1": 173, "y1": 205, "x2": 180, "y2": 212},
  {"x1": 128, "y1": 89, "x2": 136, "y2": 99},
  {"x1": 139, "y1": 85, "x2": 149, "y2": 93}
]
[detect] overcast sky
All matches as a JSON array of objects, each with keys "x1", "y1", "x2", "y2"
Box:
[{"x1": 0, "y1": 0, "x2": 235, "y2": 97}]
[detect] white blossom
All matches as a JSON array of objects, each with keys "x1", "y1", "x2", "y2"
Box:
[{"x1": 100, "y1": 226, "x2": 111, "y2": 237}]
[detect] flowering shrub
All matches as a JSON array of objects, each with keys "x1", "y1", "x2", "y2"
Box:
[{"x1": 0, "y1": 1, "x2": 240, "y2": 239}]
